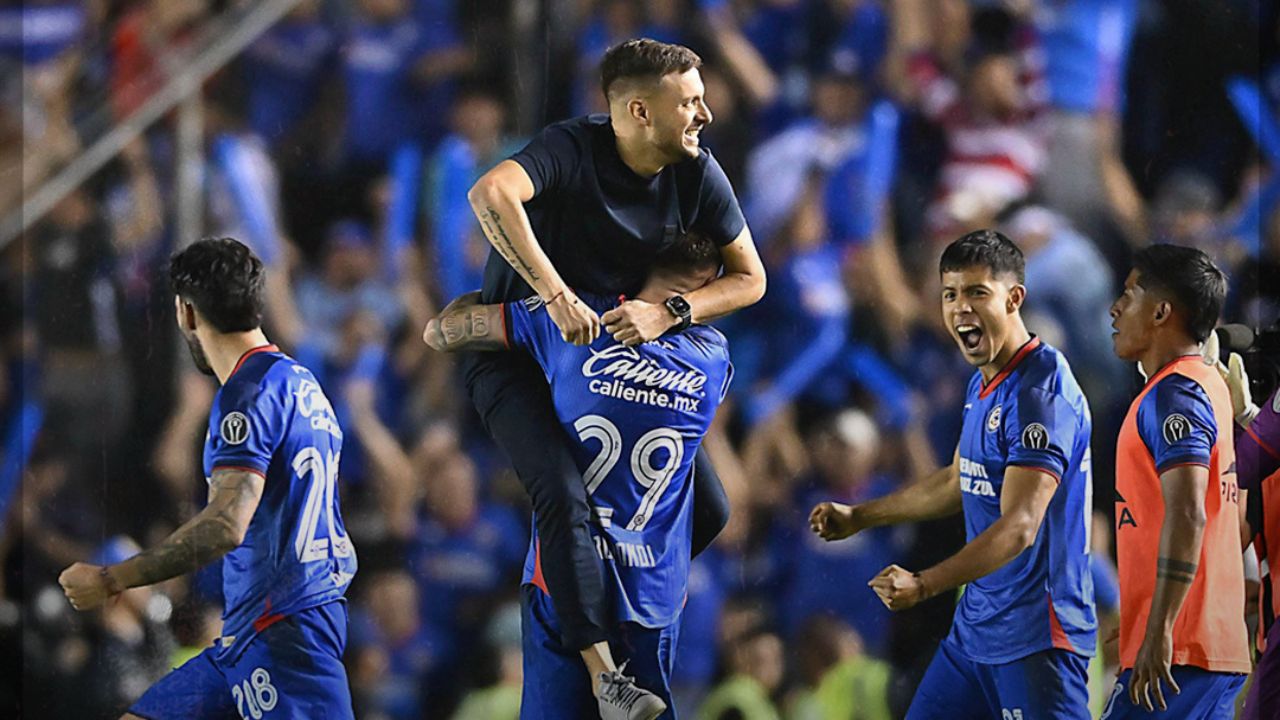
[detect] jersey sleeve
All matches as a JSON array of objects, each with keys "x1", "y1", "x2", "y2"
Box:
[
  {"x1": 508, "y1": 122, "x2": 582, "y2": 198},
  {"x1": 503, "y1": 296, "x2": 563, "y2": 375},
  {"x1": 1137, "y1": 374, "x2": 1218, "y2": 473},
  {"x1": 208, "y1": 378, "x2": 286, "y2": 478},
  {"x1": 691, "y1": 150, "x2": 747, "y2": 247},
  {"x1": 1004, "y1": 385, "x2": 1077, "y2": 482}
]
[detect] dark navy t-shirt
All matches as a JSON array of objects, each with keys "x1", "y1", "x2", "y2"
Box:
[{"x1": 480, "y1": 114, "x2": 747, "y2": 304}]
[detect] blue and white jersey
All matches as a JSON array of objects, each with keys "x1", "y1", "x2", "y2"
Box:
[
  {"x1": 203, "y1": 345, "x2": 357, "y2": 661},
  {"x1": 506, "y1": 294, "x2": 732, "y2": 628},
  {"x1": 948, "y1": 337, "x2": 1096, "y2": 663}
]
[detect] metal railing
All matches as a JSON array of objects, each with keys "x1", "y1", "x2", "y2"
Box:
[{"x1": 1, "y1": 0, "x2": 303, "y2": 249}]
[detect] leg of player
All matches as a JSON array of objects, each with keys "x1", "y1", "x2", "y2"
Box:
[
  {"x1": 470, "y1": 357, "x2": 665, "y2": 717},
  {"x1": 690, "y1": 447, "x2": 730, "y2": 558}
]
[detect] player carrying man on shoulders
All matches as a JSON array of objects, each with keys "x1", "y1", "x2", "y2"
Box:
[
  {"x1": 1105, "y1": 244, "x2": 1249, "y2": 718},
  {"x1": 426, "y1": 231, "x2": 733, "y2": 720},
  {"x1": 59, "y1": 237, "x2": 358, "y2": 719},
  {"x1": 462, "y1": 37, "x2": 765, "y2": 718},
  {"x1": 811, "y1": 229, "x2": 1096, "y2": 719}
]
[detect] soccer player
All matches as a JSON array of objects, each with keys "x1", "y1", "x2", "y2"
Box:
[
  {"x1": 425, "y1": 232, "x2": 733, "y2": 720},
  {"x1": 58, "y1": 238, "x2": 358, "y2": 719},
  {"x1": 462, "y1": 37, "x2": 765, "y2": 714},
  {"x1": 1104, "y1": 244, "x2": 1249, "y2": 718},
  {"x1": 810, "y1": 230, "x2": 1096, "y2": 719}
]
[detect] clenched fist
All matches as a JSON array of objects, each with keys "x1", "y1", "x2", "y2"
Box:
[{"x1": 59, "y1": 562, "x2": 122, "y2": 611}]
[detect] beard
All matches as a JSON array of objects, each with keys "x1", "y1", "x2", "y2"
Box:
[{"x1": 183, "y1": 332, "x2": 216, "y2": 377}]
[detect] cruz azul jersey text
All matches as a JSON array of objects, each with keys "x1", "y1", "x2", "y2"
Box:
[
  {"x1": 1114, "y1": 355, "x2": 1250, "y2": 673},
  {"x1": 506, "y1": 294, "x2": 732, "y2": 628},
  {"x1": 203, "y1": 345, "x2": 357, "y2": 661},
  {"x1": 949, "y1": 337, "x2": 1097, "y2": 663}
]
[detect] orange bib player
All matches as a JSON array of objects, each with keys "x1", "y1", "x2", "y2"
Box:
[{"x1": 1104, "y1": 245, "x2": 1249, "y2": 719}]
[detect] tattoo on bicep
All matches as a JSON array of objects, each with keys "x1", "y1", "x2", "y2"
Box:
[
  {"x1": 1156, "y1": 557, "x2": 1198, "y2": 584},
  {"x1": 481, "y1": 206, "x2": 541, "y2": 283}
]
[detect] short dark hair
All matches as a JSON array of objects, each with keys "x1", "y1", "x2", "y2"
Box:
[
  {"x1": 938, "y1": 229, "x2": 1025, "y2": 284},
  {"x1": 169, "y1": 237, "x2": 266, "y2": 333},
  {"x1": 1132, "y1": 244, "x2": 1226, "y2": 343},
  {"x1": 600, "y1": 38, "x2": 701, "y2": 100},
  {"x1": 652, "y1": 230, "x2": 721, "y2": 277}
]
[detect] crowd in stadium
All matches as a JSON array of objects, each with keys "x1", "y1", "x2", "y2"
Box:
[{"x1": 1, "y1": 0, "x2": 1273, "y2": 718}]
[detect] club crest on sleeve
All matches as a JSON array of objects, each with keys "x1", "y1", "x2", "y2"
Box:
[
  {"x1": 1021, "y1": 422, "x2": 1049, "y2": 450},
  {"x1": 220, "y1": 411, "x2": 250, "y2": 445},
  {"x1": 1162, "y1": 414, "x2": 1191, "y2": 444},
  {"x1": 987, "y1": 405, "x2": 1002, "y2": 432}
]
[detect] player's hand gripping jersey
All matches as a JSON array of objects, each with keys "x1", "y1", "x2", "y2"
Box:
[
  {"x1": 1114, "y1": 355, "x2": 1250, "y2": 673},
  {"x1": 951, "y1": 337, "x2": 1098, "y2": 662},
  {"x1": 204, "y1": 345, "x2": 358, "y2": 661},
  {"x1": 506, "y1": 294, "x2": 732, "y2": 627}
]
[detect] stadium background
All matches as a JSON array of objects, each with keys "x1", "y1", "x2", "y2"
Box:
[{"x1": 1, "y1": 0, "x2": 1273, "y2": 717}]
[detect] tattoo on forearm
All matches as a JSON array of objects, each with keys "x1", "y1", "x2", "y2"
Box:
[
  {"x1": 1156, "y1": 557, "x2": 1198, "y2": 584},
  {"x1": 481, "y1": 206, "x2": 541, "y2": 283},
  {"x1": 440, "y1": 307, "x2": 506, "y2": 351},
  {"x1": 123, "y1": 472, "x2": 258, "y2": 588}
]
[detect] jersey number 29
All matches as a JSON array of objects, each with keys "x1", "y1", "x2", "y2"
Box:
[{"x1": 574, "y1": 415, "x2": 683, "y2": 532}]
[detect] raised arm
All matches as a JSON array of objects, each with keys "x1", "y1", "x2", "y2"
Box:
[
  {"x1": 810, "y1": 450, "x2": 961, "y2": 541},
  {"x1": 602, "y1": 225, "x2": 767, "y2": 346},
  {"x1": 59, "y1": 468, "x2": 265, "y2": 610},
  {"x1": 467, "y1": 160, "x2": 600, "y2": 345},
  {"x1": 422, "y1": 292, "x2": 509, "y2": 353}
]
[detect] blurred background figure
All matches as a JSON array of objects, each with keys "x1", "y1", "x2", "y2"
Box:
[{"x1": 5, "y1": 0, "x2": 1271, "y2": 716}]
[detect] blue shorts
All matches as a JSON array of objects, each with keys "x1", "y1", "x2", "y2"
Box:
[
  {"x1": 520, "y1": 584, "x2": 680, "y2": 720},
  {"x1": 1099, "y1": 666, "x2": 1245, "y2": 720},
  {"x1": 130, "y1": 601, "x2": 353, "y2": 720},
  {"x1": 906, "y1": 640, "x2": 1091, "y2": 720}
]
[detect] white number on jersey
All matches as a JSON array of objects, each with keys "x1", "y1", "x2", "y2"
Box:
[
  {"x1": 231, "y1": 667, "x2": 279, "y2": 719},
  {"x1": 293, "y1": 447, "x2": 353, "y2": 563},
  {"x1": 573, "y1": 415, "x2": 684, "y2": 532}
]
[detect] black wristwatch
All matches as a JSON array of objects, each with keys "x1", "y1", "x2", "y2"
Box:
[{"x1": 664, "y1": 295, "x2": 692, "y2": 331}]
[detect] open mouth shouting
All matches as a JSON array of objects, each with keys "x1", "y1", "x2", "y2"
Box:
[{"x1": 955, "y1": 322, "x2": 985, "y2": 355}]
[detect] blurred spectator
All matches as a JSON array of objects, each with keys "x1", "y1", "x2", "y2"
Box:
[
  {"x1": 784, "y1": 614, "x2": 891, "y2": 720},
  {"x1": 887, "y1": 0, "x2": 1048, "y2": 239},
  {"x1": 110, "y1": 0, "x2": 208, "y2": 119},
  {"x1": 1036, "y1": 0, "x2": 1145, "y2": 246},
  {"x1": 238, "y1": 0, "x2": 337, "y2": 151},
  {"x1": 349, "y1": 569, "x2": 443, "y2": 720},
  {"x1": 295, "y1": 220, "x2": 403, "y2": 359},
  {"x1": 450, "y1": 601, "x2": 523, "y2": 720},
  {"x1": 427, "y1": 88, "x2": 522, "y2": 302},
  {"x1": 166, "y1": 598, "x2": 222, "y2": 669},
  {"x1": 744, "y1": 68, "x2": 866, "y2": 243},
  {"x1": 696, "y1": 626, "x2": 784, "y2": 720},
  {"x1": 82, "y1": 536, "x2": 176, "y2": 718},
  {"x1": 768, "y1": 409, "x2": 902, "y2": 655}
]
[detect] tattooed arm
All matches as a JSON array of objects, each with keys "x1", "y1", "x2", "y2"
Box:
[
  {"x1": 1129, "y1": 463, "x2": 1210, "y2": 711},
  {"x1": 467, "y1": 160, "x2": 600, "y2": 345},
  {"x1": 59, "y1": 469, "x2": 265, "y2": 610},
  {"x1": 423, "y1": 293, "x2": 508, "y2": 353}
]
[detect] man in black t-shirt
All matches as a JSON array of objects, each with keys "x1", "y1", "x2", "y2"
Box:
[{"x1": 461, "y1": 39, "x2": 766, "y2": 719}]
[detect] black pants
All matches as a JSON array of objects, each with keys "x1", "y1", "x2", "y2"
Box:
[{"x1": 463, "y1": 350, "x2": 729, "y2": 650}]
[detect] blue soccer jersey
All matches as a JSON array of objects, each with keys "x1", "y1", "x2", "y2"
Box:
[
  {"x1": 203, "y1": 345, "x2": 358, "y2": 661},
  {"x1": 505, "y1": 294, "x2": 733, "y2": 628},
  {"x1": 948, "y1": 337, "x2": 1097, "y2": 663}
]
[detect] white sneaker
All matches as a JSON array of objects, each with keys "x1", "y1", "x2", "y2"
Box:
[{"x1": 596, "y1": 663, "x2": 667, "y2": 720}]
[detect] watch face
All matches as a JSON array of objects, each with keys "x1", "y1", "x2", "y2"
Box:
[{"x1": 667, "y1": 296, "x2": 691, "y2": 315}]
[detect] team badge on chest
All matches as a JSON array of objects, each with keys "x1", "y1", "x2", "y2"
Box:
[{"x1": 987, "y1": 405, "x2": 1002, "y2": 432}]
